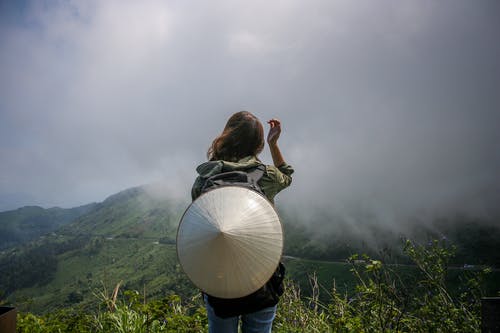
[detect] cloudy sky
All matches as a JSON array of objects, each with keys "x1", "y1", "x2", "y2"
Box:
[{"x1": 1, "y1": 0, "x2": 499, "y2": 223}]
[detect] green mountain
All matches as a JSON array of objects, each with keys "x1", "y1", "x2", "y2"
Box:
[
  {"x1": 280, "y1": 208, "x2": 500, "y2": 268},
  {"x1": 58, "y1": 186, "x2": 183, "y2": 241},
  {"x1": 1, "y1": 185, "x2": 190, "y2": 313},
  {"x1": 0, "y1": 203, "x2": 98, "y2": 250},
  {"x1": 1, "y1": 185, "x2": 499, "y2": 314}
]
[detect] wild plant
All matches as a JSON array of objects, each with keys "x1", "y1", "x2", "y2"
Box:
[{"x1": 16, "y1": 238, "x2": 490, "y2": 332}]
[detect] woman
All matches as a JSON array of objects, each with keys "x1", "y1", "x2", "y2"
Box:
[{"x1": 191, "y1": 111, "x2": 294, "y2": 333}]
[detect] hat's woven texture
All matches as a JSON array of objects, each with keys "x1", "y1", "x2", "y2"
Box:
[{"x1": 177, "y1": 186, "x2": 283, "y2": 298}]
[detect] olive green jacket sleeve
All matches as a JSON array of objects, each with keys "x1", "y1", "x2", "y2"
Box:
[{"x1": 258, "y1": 163, "x2": 294, "y2": 203}]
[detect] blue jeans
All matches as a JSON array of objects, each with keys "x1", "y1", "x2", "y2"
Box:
[{"x1": 205, "y1": 295, "x2": 277, "y2": 333}]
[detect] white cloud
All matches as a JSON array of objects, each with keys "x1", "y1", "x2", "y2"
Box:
[{"x1": 0, "y1": 0, "x2": 498, "y2": 224}]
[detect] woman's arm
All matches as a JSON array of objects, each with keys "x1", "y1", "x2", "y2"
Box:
[{"x1": 267, "y1": 118, "x2": 286, "y2": 167}]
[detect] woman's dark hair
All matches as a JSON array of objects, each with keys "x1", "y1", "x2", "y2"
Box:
[{"x1": 208, "y1": 111, "x2": 264, "y2": 161}]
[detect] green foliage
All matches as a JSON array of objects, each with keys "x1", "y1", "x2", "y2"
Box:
[
  {"x1": 17, "y1": 238, "x2": 490, "y2": 332},
  {"x1": 401, "y1": 239, "x2": 482, "y2": 332},
  {"x1": 276, "y1": 239, "x2": 488, "y2": 332},
  {"x1": 17, "y1": 284, "x2": 207, "y2": 333},
  {"x1": 273, "y1": 277, "x2": 332, "y2": 332},
  {"x1": 17, "y1": 307, "x2": 95, "y2": 333}
]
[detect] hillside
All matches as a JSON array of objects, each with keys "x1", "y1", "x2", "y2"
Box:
[
  {"x1": 282, "y1": 210, "x2": 500, "y2": 268},
  {"x1": 0, "y1": 203, "x2": 98, "y2": 250},
  {"x1": 57, "y1": 186, "x2": 183, "y2": 241},
  {"x1": 1, "y1": 184, "x2": 500, "y2": 314},
  {"x1": 1, "y1": 185, "x2": 190, "y2": 313}
]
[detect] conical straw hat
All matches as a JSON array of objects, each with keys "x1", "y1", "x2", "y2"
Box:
[{"x1": 176, "y1": 186, "x2": 283, "y2": 299}]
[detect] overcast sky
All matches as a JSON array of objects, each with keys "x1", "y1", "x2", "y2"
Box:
[{"x1": 1, "y1": 0, "x2": 499, "y2": 223}]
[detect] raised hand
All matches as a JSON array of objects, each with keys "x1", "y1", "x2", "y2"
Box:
[
  {"x1": 267, "y1": 118, "x2": 281, "y2": 145},
  {"x1": 267, "y1": 118, "x2": 285, "y2": 167}
]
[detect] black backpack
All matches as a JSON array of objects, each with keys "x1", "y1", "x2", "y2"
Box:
[
  {"x1": 196, "y1": 164, "x2": 286, "y2": 318},
  {"x1": 199, "y1": 164, "x2": 266, "y2": 196}
]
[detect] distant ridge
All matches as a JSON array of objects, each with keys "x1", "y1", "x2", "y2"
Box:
[
  {"x1": 0, "y1": 203, "x2": 99, "y2": 250},
  {"x1": 58, "y1": 185, "x2": 183, "y2": 241}
]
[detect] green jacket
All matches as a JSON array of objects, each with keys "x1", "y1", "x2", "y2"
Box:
[{"x1": 191, "y1": 156, "x2": 294, "y2": 203}]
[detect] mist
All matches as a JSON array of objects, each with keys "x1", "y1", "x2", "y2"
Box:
[{"x1": 1, "y1": 0, "x2": 499, "y2": 234}]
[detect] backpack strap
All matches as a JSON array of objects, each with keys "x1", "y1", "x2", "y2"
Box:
[
  {"x1": 246, "y1": 164, "x2": 266, "y2": 191},
  {"x1": 199, "y1": 164, "x2": 267, "y2": 195}
]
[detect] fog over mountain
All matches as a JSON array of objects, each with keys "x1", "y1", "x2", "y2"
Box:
[{"x1": 1, "y1": 1, "x2": 499, "y2": 229}]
